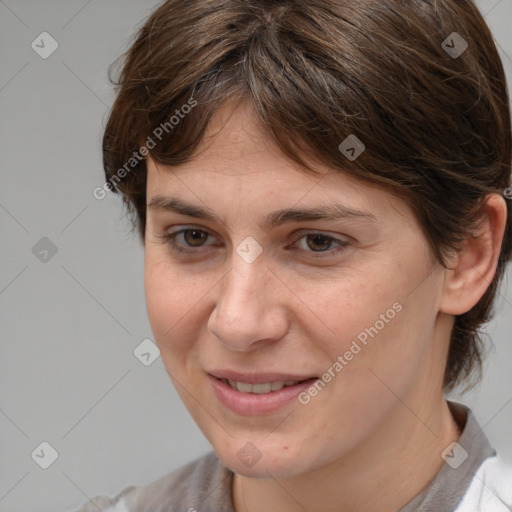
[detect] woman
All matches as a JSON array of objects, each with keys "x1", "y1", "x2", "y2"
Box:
[{"x1": 78, "y1": 0, "x2": 512, "y2": 510}]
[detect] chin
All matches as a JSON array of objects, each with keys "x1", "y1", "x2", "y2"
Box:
[{"x1": 214, "y1": 440, "x2": 313, "y2": 479}]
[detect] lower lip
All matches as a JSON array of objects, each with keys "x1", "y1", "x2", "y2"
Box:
[{"x1": 208, "y1": 374, "x2": 317, "y2": 416}]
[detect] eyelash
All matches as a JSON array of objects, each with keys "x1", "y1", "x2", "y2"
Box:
[{"x1": 156, "y1": 228, "x2": 349, "y2": 259}]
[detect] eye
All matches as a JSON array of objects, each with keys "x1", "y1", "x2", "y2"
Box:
[
  {"x1": 158, "y1": 228, "x2": 216, "y2": 253},
  {"x1": 290, "y1": 232, "x2": 349, "y2": 257},
  {"x1": 301, "y1": 234, "x2": 335, "y2": 252},
  {"x1": 156, "y1": 227, "x2": 350, "y2": 259},
  {"x1": 179, "y1": 229, "x2": 210, "y2": 247}
]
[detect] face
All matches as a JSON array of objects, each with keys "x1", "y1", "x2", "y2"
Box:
[{"x1": 144, "y1": 99, "x2": 449, "y2": 479}]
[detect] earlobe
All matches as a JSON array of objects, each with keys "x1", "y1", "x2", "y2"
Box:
[{"x1": 439, "y1": 194, "x2": 508, "y2": 316}]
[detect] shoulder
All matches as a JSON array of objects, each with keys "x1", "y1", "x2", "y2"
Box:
[
  {"x1": 67, "y1": 451, "x2": 233, "y2": 512},
  {"x1": 455, "y1": 455, "x2": 512, "y2": 512}
]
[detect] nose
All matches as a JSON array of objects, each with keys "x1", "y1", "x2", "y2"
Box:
[{"x1": 207, "y1": 258, "x2": 290, "y2": 352}]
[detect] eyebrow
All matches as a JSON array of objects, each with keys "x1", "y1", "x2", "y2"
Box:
[{"x1": 147, "y1": 195, "x2": 378, "y2": 227}]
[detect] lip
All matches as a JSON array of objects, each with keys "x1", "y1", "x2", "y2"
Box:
[
  {"x1": 208, "y1": 373, "x2": 318, "y2": 416},
  {"x1": 208, "y1": 369, "x2": 316, "y2": 384}
]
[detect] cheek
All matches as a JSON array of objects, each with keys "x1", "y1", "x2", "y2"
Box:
[
  {"x1": 144, "y1": 256, "x2": 209, "y2": 352},
  {"x1": 294, "y1": 270, "x2": 394, "y2": 353},
  {"x1": 299, "y1": 265, "x2": 434, "y2": 384}
]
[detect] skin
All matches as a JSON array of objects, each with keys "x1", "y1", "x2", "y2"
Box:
[{"x1": 143, "y1": 98, "x2": 507, "y2": 512}]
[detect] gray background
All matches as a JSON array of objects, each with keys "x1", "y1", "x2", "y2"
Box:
[{"x1": 0, "y1": 1, "x2": 511, "y2": 511}]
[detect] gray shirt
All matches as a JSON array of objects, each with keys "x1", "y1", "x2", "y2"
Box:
[{"x1": 71, "y1": 401, "x2": 496, "y2": 512}]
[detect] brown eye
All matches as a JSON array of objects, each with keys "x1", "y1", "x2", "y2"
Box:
[
  {"x1": 305, "y1": 234, "x2": 335, "y2": 252},
  {"x1": 183, "y1": 229, "x2": 209, "y2": 247},
  {"x1": 290, "y1": 232, "x2": 350, "y2": 259},
  {"x1": 159, "y1": 227, "x2": 217, "y2": 254}
]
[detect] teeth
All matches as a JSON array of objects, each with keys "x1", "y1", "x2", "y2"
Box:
[{"x1": 225, "y1": 379, "x2": 301, "y2": 394}]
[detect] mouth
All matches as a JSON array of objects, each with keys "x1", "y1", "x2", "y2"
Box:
[
  {"x1": 208, "y1": 373, "x2": 319, "y2": 416},
  {"x1": 218, "y1": 378, "x2": 312, "y2": 394}
]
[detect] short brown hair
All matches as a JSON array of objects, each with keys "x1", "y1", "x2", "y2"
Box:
[{"x1": 102, "y1": 0, "x2": 511, "y2": 392}]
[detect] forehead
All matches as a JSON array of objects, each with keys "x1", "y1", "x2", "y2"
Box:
[{"x1": 145, "y1": 99, "x2": 411, "y2": 224}]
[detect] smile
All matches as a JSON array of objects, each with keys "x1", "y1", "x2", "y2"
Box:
[
  {"x1": 221, "y1": 379, "x2": 306, "y2": 394},
  {"x1": 208, "y1": 375, "x2": 318, "y2": 415}
]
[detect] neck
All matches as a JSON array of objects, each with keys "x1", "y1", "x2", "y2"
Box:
[{"x1": 232, "y1": 397, "x2": 461, "y2": 512}]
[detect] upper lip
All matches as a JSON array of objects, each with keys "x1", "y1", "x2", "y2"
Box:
[{"x1": 208, "y1": 369, "x2": 317, "y2": 384}]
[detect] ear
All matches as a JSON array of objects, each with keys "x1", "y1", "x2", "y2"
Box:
[{"x1": 439, "y1": 193, "x2": 508, "y2": 316}]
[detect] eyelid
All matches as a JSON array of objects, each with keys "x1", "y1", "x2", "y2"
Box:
[
  {"x1": 289, "y1": 228, "x2": 351, "y2": 243},
  {"x1": 167, "y1": 225, "x2": 215, "y2": 237}
]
